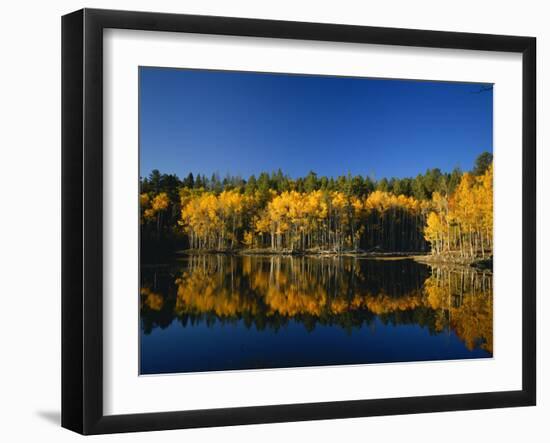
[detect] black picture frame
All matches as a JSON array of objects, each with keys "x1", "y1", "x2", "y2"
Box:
[{"x1": 62, "y1": 8, "x2": 536, "y2": 435}]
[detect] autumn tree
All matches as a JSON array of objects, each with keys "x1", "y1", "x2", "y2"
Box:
[
  {"x1": 141, "y1": 153, "x2": 492, "y2": 256},
  {"x1": 423, "y1": 161, "x2": 493, "y2": 258}
]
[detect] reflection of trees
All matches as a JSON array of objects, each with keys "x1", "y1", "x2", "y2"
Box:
[
  {"x1": 140, "y1": 286, "x2": 164, "y2": 311},
  {"x1": 140, "y1": 267, "x2": 180, "y2": 334},
  {"x1": 140, "y1": 256, "x2": 492, "y2": 354},
  {"x1": 423, "y1": 267, "x2": 492, "y2": 353}
]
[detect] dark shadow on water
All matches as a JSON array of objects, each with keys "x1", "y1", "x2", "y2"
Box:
[{"x1": 36, "y1": 410, "x2": 61, "y2": 426}]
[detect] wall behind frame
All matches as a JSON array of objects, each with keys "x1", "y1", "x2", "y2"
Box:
[{"x1": 0, "y1": 0, "x2": 545, "y2": 442}]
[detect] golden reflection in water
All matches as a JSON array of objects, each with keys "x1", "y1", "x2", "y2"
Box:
[
  {"x1": 140, "y1": 286, "x2": 164, "y2": 311},
  {"x1": 141, "y1": 255, "x2": 492, "y2": 353},
  {"x1": 424, "y1": 267, "x2": 493, "y2": 353}
]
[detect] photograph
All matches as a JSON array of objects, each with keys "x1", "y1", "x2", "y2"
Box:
[{"x1": 138, "y1": 67, "x2": 494, "y2": 375}]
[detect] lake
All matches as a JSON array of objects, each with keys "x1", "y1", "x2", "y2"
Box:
[{"x1": 140, "y1": 254, "x2": 492, "y2": 374}]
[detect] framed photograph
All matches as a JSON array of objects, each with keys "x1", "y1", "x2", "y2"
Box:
[{"x1": 62, "y1": 8, "x2": 536, "y2": 434}]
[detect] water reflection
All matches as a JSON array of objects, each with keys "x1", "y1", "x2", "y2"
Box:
[{"x1": 140, "y1": 255, "x2": 492, "y2": 373}]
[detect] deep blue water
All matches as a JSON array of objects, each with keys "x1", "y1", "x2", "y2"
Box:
[{"x1": 140, "y1": 255, "x2": 492, "y2": 374}]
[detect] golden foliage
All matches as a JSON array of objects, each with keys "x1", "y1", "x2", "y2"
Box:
[
  {"x1": 140, "y1": 287, "x2": 164, "y2": 311},
  {"x1": 424, "y1": 166, "x2": 493, "y2": 258}
]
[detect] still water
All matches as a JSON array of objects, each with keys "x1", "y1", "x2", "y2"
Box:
[{"x1": 140, "y1": 255, "x2": 492, "y2": 374}]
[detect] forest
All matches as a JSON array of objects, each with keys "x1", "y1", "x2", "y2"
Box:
[{"x1": 140, "y1": 152, "x2": 493, "y2": 260}]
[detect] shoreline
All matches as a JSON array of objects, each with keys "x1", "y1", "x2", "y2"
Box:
[
  {"x1": 411, "y1": 254, "x2": 493, "y2": 271},
  {"x1": 177, "y1": 248, "x2": 427, "y2": 258},
  {"x1": 174, "y1": 249, "x2": 492, "y2": 270}
]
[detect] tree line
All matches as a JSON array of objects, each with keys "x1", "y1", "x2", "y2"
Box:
[{"x1": 140, "y1": 152, "x2": 493, "y2": 257}]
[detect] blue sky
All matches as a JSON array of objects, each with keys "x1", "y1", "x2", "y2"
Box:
[{"x1": 139, "y1": 67, "x2": 493, "y2": 180}]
